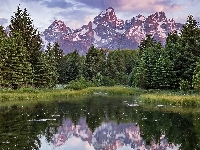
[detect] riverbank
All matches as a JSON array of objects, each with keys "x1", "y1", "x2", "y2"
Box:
[{"x1": 0, "y1": 86, "x2": 200, "y2": 106}]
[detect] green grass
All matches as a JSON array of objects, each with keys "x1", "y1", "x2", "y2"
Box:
[
  {"x1": 140, "y1": 92, "x2": 200, "y2": 106},
  {"x1": 0, "y1": 86, "x2": 200, "y2": 107},
  {"x1": 0, "y1": 86, "x2": 143, "y2": 106}
]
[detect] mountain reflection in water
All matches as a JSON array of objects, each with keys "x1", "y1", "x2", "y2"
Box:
[
  {"x1": 45, "y1": 117, "x2": 179, "y2": 150},
  {"x1": 0, "y1": 96, "x2": 200, "y2": 150}
]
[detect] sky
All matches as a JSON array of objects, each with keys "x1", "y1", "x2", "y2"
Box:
[{"x1": 0, "y1": 0, "x2": 200, "y2": 31}]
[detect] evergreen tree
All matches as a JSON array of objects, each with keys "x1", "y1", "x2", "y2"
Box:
[
  {"x1": 106, "y1": 49, "x2": 126, "y2": 85},
  {"x1": 9, "y1": 6, "x2": 42, "y2": 73},
  {"x1": 59, "y1": 50, "x2": 83, "y2": 84},
  {"x1": 165, "y1": 31, "x2": 182, "y2": 89},
  {"x1": 0, "y1": 26, "x2": 7, "y2": 88},
  {"x1": 33, "y1": 52, "x2": 57, "y2": 88},
  {"x1": 133, "y1": 57, "x2": 147, "y2": 88},
  {"x1": 84, "y1": 45, "x2": 106, "y2": 81},
  {"x1": 121, "y1": 49, "x2": 139, "y2": 75},
  {"x1": 133, "y1": 35, "x2": 164, "y2": 89},
  {"x1": 138, "y1": 34, "x2": 157, "y2": 57},
  {"x1": 152, "y1": 49, "x2": 175, "y2": 89},
  {"x1": 193, "y1": 57, "x2": 200, "y2": 92},
  {"x1": 51, "y1": 42, "x2": 64, "y2": 83},
  {"x1": 1, "y1": 31, "x2": 32, "y2": 89},
  {"x1": 179, "y1": 15, "x2": 200, "y2": 87}
]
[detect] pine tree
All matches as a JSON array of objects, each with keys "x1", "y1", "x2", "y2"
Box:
[
  {"x1": 165, "y1": 31, "x2": 182, "y2": 89},
  {"x1": 193, "y1": 57, "x2": 200, "y2": 92},
  {"x1": 1, "y1": 31, "x2": 32, "y2": 89},
  {"x1": 51, "y1": 42, "x2": 64, "y2": 83},
  {"x1": 0, "y1": 26, "x2": 7, "y2": 88},
  {"x1": 134, "y1": 56, "x2": 147, "y2": 88},
  {"x1": 9, "y1": 6, "x2": 42, "y2": 74},
  {"x1": 84, "y1": 45, "x2": 106, "y2": 81},
  {"x1": 134, "y1": 35, "x2": 164, "y2": 89},
  {"x1": 59, "y1": 50, "x2": 83, "y2": 84},
  {"x1": 106, "y1": 49, "x2": 126, "y2": 85},
  {"x1": 33, "y1": 52, "x2": 57, "y2": 88},
  {"x1": 179, "y1": 15, "x2": 200, "y2": 87}
]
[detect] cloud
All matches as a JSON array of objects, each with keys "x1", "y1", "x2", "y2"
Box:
[
  {"x1": 74, "y1": 0, "x2": 183, "y2": 13},
  {"x1": 56, "y1": 9, "x2": 94, "y2": 29},
  {"x1": 0, "y1": 18, "x2": 8, "y2": 25},
  {"x1": 42, "y1": 0, "x2": 73, "y2": 9},
  {"x1": 195, "y1": 16, "x2": 200, "y2": 23},
  {"x1": 73, "y1": 0, "x2": 120, "y2": 10}
]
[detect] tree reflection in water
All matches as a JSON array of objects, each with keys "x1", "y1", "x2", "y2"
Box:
[{"x1": 0, "y1": 96, "x2": 200, "y2": 150}]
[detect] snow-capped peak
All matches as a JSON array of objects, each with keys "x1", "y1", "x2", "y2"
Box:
[
  {"x1": 136, "y1": 14, "x2": 146, "y2": 21},
  {"x1": 99, "y1": 7, "x2": 115, "y2": 17}
]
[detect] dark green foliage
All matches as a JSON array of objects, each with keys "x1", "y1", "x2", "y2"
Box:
[
  {"x1": 84, "y1": 45, "x2": 106, "y2": 81},
  {"x1": 59, "y1": 50, "x2": 84, "y2": 84},
  {"x1": 133, "y1": 57, "x2": 147, "y2": 88},
  {"x1": 193, "y1": 57, "x2": 200, "y2": 92},
  {"x1": 121, "y1": 50, "x2": 140, "y2": 75},
  {"x1": 33, "y1": 43, "x2": 61, "y2": 88},
  {"x1": 106, "y1": 49, "x2": 127, "y2": 85},
  {"x1": 33, "y1": 52, "x2": 57, "y2": 88},
  {"x1": 131, "y1": 35, "x2": 163, "y2": 89},
  {"x1": 0, "y1": 26, "x2": 7, "y2": 87},
  {"x1": 165, "y1": 31, "x2": 182, "y2": 88},
  {"x1": 178, "y1": 15, "x2": 200, "y2": 87},
  {"x1": 0, "y1": 31, "x2": 33, "y2": 89},
  {"x1": 138, "y1": 34, "x2": 158, "y2": 56},
  {"x1": 50, "y1": 42, "x2": 64, "y2": 79},
  {"x1": 9, "y1": 6, "x2": 42, "y2": 67},
  {"x1": 65, "y1": 76, "x2": 96, "y2": 90}
]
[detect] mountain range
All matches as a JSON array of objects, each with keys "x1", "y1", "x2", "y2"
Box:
[{"x1": 41, "y1": 7, "x2": 183, "y2": 54}]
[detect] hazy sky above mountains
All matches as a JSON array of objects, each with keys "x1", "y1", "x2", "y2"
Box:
[{"x1": 0, "y1": 0, "x2": 199, "y2": 31}]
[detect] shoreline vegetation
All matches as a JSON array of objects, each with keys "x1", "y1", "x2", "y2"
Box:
[{"x1": 0, "y1": 86, "x2": 200, "y2": 107}]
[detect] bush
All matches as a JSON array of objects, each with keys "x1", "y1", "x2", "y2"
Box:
[
  {"x1": 65, "y1": 77, "x2": 96, "y2": 90},
  {"x1": 179, "y1": 79, "x2": 190, "y2": 91}
]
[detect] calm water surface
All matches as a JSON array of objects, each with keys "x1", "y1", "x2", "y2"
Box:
[{"x1": 0, "y1": 95, "x2": 200, "y2": 150}]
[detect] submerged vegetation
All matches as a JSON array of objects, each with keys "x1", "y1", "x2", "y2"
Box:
[{"x1": 0, "y1": 6, "x2": 200, "y2": 106}]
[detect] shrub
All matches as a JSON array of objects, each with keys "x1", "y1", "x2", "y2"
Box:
[
  {"x1": 179, "y1": 79, "x2": 190, "y2": 91},
  {"x1": 65, "y1": 76, "x2": 96, "y2": 90}
]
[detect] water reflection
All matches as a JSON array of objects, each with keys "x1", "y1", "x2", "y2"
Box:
[
  {"x1": 48, "y1": 117, "x2": 179, "y2": 150},
  {"x1": 0, "y1": 96, "x2": 200, "y2": 150}
]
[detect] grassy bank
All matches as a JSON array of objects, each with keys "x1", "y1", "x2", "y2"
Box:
[
  {"x1": 140, "y1": 93, "x2": 200, "y2": 106},
  {"x1": 0, "y1": 86, "x2": 144, "y2": 106},
  {"x1": 0, "y1": 86, "x2": 200, "y2": 106}
]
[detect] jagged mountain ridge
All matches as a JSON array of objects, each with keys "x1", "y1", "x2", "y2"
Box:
[{"x1": 41, "y1": 7, "x2": 182, "y2": 54}]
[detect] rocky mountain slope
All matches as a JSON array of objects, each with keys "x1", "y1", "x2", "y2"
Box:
[{"x1": 41, "y1": 7, "x2": 182, "y2": 54}]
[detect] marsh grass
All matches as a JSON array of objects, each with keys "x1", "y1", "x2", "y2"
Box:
[
  {"x1": 0, "y1": 86, "x2": 143, "y2": 106},
  {"x1": 1, "y1": 86, "x2": 200, "y2": 107},
  {"x1": 140, "y1": 93, "x2": 200, "y2": 106}
]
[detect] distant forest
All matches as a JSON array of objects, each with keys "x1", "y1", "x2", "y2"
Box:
[{"x1": 0, "y1": 6, "x2": 200, "y2": 91}]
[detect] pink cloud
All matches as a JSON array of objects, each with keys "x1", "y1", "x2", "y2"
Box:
[{"x1": 114, "y1": 0, "x2": 184, "y2": 13}]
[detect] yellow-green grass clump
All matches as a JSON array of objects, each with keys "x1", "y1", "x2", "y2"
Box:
[{"x1": 140, "y1": 93, "x2": 200, "y2": 106}]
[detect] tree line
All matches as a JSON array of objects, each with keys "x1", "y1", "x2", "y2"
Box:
[{"x1": 0, "y1": 6, "x2": 200, "y2": 91}]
